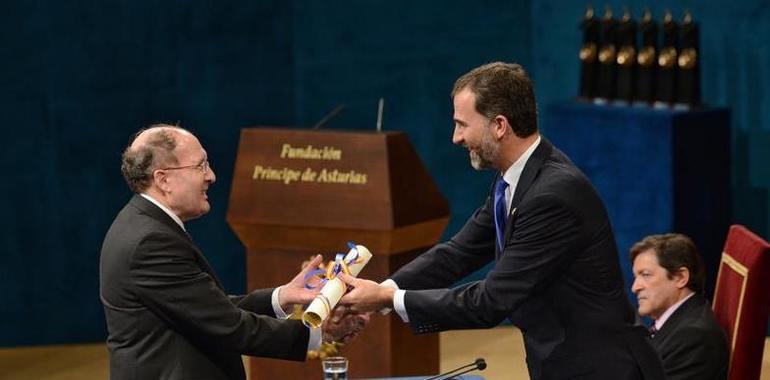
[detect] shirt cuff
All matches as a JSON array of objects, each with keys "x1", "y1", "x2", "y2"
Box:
[
  {"x1": 378, "y1": 279, "x2": 399, "y2": 315},
  {"x1": 271, "y1": 286, "x2": 290, "y2": 319},
  {"x1": 308, "y1": 327, "x2": 322, "y2": 351},
  {"x1": 381, "y1": 278, "x2": 399, "y2": 290},
  {"x1": 393, "y1": 289, "x2": 409, "y2": 323}
]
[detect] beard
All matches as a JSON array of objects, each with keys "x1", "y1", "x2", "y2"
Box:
[{"x1": 469, "y1": 127, "x2": 499, "y2": 170}]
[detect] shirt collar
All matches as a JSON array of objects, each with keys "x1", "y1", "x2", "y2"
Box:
[
  {"x1": 654, "y1": 292, "x2": 695, "y2": 331},
  {"x1": 501, "y1": 135, "x2": 541, "y2": 188},
  {"x1": 140, "y1": 193, "x2": 186, "y2": 231}
]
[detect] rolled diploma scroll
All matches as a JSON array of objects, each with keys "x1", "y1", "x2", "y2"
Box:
[{"x1": 301, "y1": 245, "x2": 372, "y2": 328}]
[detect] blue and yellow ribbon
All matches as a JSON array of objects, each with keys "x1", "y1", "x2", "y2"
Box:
[{"x1": 304, "y1": 242, "x2": 364, "y2": 289}]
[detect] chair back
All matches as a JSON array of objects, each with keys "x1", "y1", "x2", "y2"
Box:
[{"x1": 712, "y1": 224, "x2": 770, "y2": 380}]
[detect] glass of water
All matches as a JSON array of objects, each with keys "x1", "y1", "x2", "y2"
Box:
[{"x1": 321, "y1": 356, "x2": 348, "y2": 380}]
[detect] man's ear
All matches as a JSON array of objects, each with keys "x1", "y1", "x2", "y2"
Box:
[
  {"x1": 492, "y1": 115, "x2": 511, "y2": 139},
  {"x1": 673, "y1": 267, "x2": 691, "y2": 289},
  {"x1": 153, "y1": 169, "x2": 171, "y2": 193}
]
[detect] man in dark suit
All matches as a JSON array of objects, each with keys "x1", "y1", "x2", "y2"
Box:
[
  {"x1": 631, "y1": 233, "x2": 729, "y2": 380},
  {"x1": 338, "y1": 62, "x2": 664, "y2": 379},
  {"x1": 100, "y1": 125, "x2": 357, "y2": 380}
]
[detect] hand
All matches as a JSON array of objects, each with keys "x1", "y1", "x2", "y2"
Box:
[
  {"x1": 338, "y1": 273, "x2": 395, "y2": 313},
  {"x1": 322, "y1": 305, "x2": 370, "y2": 343},
  {"x1": 278, "y1": 255, "x2": 323, "y2": 310}
]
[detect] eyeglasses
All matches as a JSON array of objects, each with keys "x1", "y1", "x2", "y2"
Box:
[{"x1": 161, "y1": 160, "x2": 211, "y2": 174}]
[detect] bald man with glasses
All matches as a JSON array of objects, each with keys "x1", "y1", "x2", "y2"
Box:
[{"x1": 100, "y1": 124, "x2": 360, "y2": 380}]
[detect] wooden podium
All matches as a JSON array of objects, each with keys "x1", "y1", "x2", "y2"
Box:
[{"x1": 226, "y1": 128, "x2": 449, "y2": 379}]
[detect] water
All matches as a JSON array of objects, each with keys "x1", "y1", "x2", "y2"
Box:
[{"x1": 323, "y1": 368, "x2": 348, "y2": 380}]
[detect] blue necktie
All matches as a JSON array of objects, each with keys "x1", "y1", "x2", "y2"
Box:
[{"x1": 494, "y1": 178, "x2": 509, "y2": 250}]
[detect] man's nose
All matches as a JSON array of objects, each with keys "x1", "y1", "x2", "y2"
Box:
[
  {"x1": 631, "y1": 278, "x2": 641, "y2": 294},
  {"x1": 452, "y1": 126, "x2": 463, "y2": 145},
  {"x1": 207, "y1": 167, "x2": 217, "y2": 184}
]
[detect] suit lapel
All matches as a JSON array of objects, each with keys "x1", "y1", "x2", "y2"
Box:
[
  {"x1": 130, "y1": 195, "x2": 226, "y2": 290},
  {"x1": 500, "y1": 139, "x2": 553, "y2": 249},
  {"x1": 184, "y1": 233, "x2": 226, "y2": 290},
  {"x1": 130, "y1": 195, "x2": 189, "y2": 239},
  {"x1": 654, "y1": 293, "x2": 705, "y2": 341}
]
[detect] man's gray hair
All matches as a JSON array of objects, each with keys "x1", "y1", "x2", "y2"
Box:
[{"x1": 120, "y1": 124, "x2": 186, "y2": 193}]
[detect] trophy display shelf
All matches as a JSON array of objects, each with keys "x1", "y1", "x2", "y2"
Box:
[
  {"x1": 544, "y1": 102, "x2": 730, "y2": 301},
  {"x1": 227, "y1": 127, "x2": 449, "y2": 380}
]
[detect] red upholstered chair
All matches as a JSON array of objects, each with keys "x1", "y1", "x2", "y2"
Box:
[{"x1": 712, "y1": 225, "x2": 770, "y2": 380}]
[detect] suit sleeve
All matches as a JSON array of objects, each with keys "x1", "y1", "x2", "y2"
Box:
[
  {"x1": 402, "y1": 193, "x2": 583, "y2": 332},
  {"x1": 129, "y1": 232, "x2": 308, "y2": 360},
  {"x1": 661, "y1": 326, "x2": 728, "y2": 380},
  {"x1": 229, "y1": 289, "x2": 277, "y2": 317},
  {"x1": 391, "y1": 195, "x2": 497, "y2": 290}
]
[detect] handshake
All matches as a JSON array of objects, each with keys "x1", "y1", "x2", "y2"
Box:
[{"x1": 276, "y1": 247, "x2": 398, "y2": 344}]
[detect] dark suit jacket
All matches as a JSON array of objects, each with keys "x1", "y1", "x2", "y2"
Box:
[
  {"x1": 652, "y1": 294, "x2": 728, "y2": 380},
  {"x1": 100, "y1": 195, "x2": 309, "y2": 380},
  {"x1": 391, "y1": 139, "x2": 664, "y2": 380}
]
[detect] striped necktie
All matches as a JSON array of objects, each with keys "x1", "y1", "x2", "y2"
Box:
[{"x1": 494, "y1": 177, "x2": 509, "y2": 250}]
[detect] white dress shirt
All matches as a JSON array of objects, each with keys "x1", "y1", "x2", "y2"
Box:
[{"x1": 653, "y1": 292, "x2": 695, "y2": 332}]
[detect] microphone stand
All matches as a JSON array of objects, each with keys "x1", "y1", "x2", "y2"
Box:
[
  {"x1": 312, "y1": 104, "x2": 345, "y2": 130},
  {"x1": 424, "y1": 358, "x2": 486, "y2": 380},
  {"x1": 444, "y1": 365, "x2": 483, "y2": 380}
]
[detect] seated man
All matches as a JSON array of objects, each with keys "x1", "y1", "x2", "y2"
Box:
[{"x1": 630, "y1": 233, "x2": 729, "y2": 380}]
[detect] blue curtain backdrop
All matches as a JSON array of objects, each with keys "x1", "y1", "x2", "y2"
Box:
[{"x1": 1, "y1": 0, "x2": 767, "y2": 346}]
